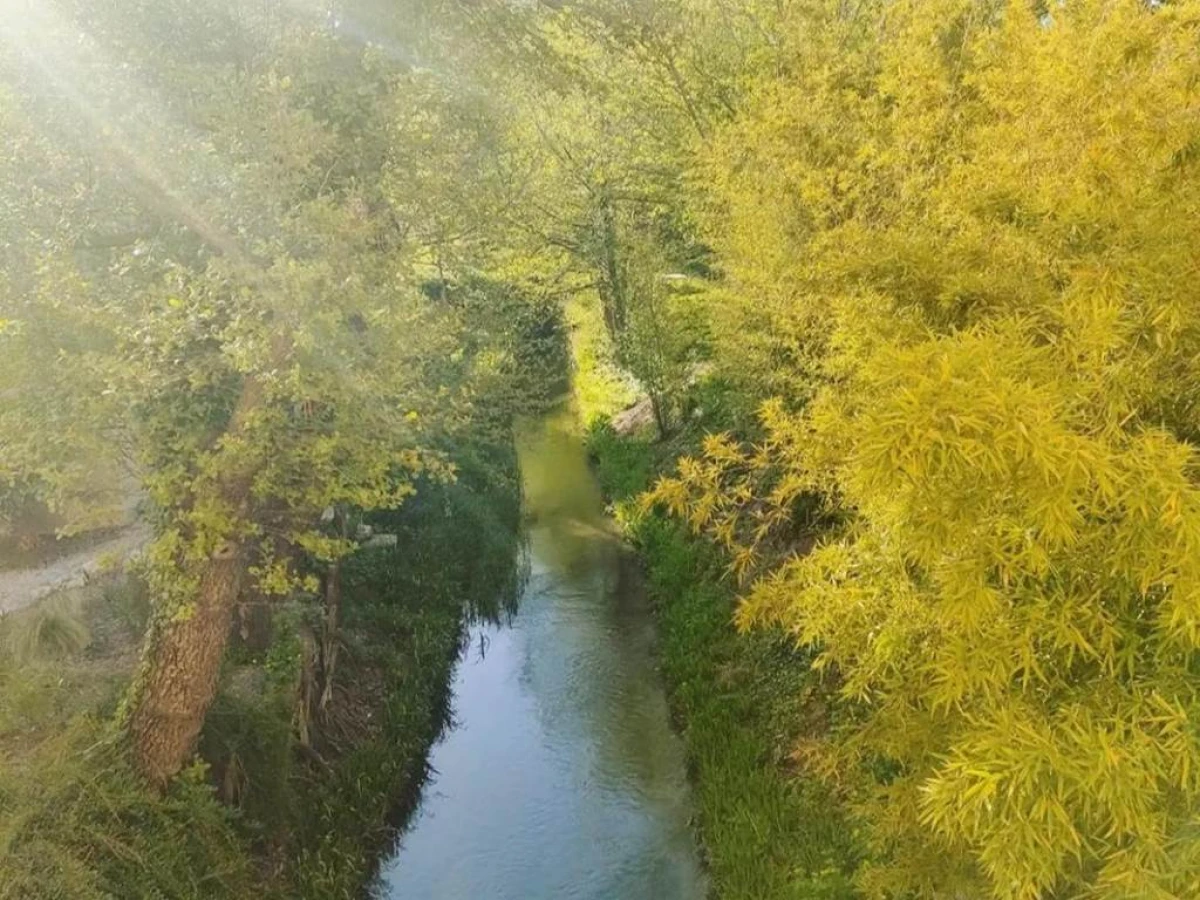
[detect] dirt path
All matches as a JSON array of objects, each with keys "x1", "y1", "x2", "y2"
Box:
[{"x1": 0, "y1": 523, "x2": 151, "y2": 615}]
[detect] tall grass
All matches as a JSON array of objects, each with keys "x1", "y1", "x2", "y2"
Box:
[
  {"x1": 0, "y1": 722, "x2": 259, "y2": 900},
  {"x1": 3, "y1": 598, "x2": 91, "y2": 663},
  {"x1": 633, "y1": 517, "x2": 859, "y2": 899},
  {"x1": 587, "y1": 410, "x2": 861, "y2": 900}
]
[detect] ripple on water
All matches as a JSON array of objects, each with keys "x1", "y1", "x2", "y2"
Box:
[{"x1": 377, "y1": 410, "x2": 706, "y2": 900}]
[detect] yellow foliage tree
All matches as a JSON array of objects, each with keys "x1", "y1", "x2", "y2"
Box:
[{"x1": 654, "y1": 1, "x2": 1200, "y2": 896}]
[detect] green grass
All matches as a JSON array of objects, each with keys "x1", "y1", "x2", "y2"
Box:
[
  {"x1": 635, "y1": 517, "x2": 858, "y2": 900},
  {"x1": 0, "y1": 721, "x2": 259, "y2": 900},
  {"x1": 587, "y1": 413, "x2": 861, "y2": 900},
  {"x1": 565, "y1": 292, "x2": 639, "y2": 424},
  {"x1": 586, "y1": 419, "x2": 658, "y2": 501}
]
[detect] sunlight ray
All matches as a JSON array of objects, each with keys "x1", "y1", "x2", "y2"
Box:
[{"x1": 0, "y1": 1, "x2": 250, "y2": 262}]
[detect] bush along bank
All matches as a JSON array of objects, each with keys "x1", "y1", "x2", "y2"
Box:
[
  {"x1": 285, "y1": 442, "x2": 525, "y2": 896},
  {"x1": 0, "y1": 441, "x2": 525, "y2": 900},
  {"x1": 200, "y1": 440, "x2": 526, "y2": 899},
  {"x1": 586, "y1": 398, "x2": 861, "y2": 900}
]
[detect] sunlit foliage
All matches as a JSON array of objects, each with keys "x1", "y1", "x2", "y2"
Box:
[
  {"x1": 0, "y1": 0, "x2": 557, "y2": 785},
  {"x1": 652, "y1": 1, "x2": 1200, "y2": 896},
  {"x1": 5, "y1": 0, "x2": 1200, "y2": 896}
]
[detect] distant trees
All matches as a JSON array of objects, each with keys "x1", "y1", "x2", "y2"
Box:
[{"x1": 398, "y1": 0, "x2": 761, "y2": 437}]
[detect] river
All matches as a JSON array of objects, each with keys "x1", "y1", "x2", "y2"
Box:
[{"x1": 375, "y1": 408, "x2": 707, "y2": 900}]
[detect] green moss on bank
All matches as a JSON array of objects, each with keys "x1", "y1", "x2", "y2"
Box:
[{"x1": 587, "y1": 417, "x2": 860, "y2": 900}]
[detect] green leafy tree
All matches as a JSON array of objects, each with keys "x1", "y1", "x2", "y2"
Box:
[{"x1": 0, "y1": 0, "x2": 494, "y2": 785}]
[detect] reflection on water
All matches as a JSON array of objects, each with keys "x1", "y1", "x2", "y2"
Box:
[{"x1": 377, "y1": 407, "x2": 707, "y2": 900}]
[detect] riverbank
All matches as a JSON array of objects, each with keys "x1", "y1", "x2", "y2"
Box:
[
  {"x1": 585, "y1": 407, "x2": 861, "y2": 900},
  {"x1": 1, "y1": 272, "x2": 564, "y2": 900},
  {"x1": 0, "y1": 554, "x2": 466, "y2": 900},
  {"x1": 0, "y1": 446, "x2": 524, "y2": 900}
]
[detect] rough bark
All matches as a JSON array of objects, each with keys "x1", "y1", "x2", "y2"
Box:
[
  {"x1": 127, "y1": 376, "x2": 264, "y2": 788},
  {"x1": 128, "y1": 541, "x2": 247, "y2": 788}
]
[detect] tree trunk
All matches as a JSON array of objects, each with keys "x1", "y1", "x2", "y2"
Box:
[
  {"x1": 127, "y1": 375, "x2": 264, "y2": 788},
  {"x1": 649, "y1": 390, "x2": 671, "y2": 440},
  {"x1": 128, "y1": 541, "x2": 247, "y2": 788},
  {"x1": 318, "y1": 558, "x2": 341, "y2": 712},
  {"x1": 296, "y1": 625, "x2": 318, "y2": 751},
  {"x1": 595, "y1": 188, "x2": 627, "y2": 343}
]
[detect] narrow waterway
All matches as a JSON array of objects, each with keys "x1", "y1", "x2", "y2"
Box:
[{"x1": 376, "y1": 408, "x2": 707, "y2": 900}]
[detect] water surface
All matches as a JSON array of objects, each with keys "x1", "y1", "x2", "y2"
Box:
[{"x1": 377, "y1": 408, "x2": 706, "y2": 900}]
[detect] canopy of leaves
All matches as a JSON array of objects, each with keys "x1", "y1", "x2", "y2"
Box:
[
  {"x1": 0, "y1": 0, "x2": 540, "y2": 603},
  {"x1": 652, "y1": 1, "x2": 1200, "y2": 897}
]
